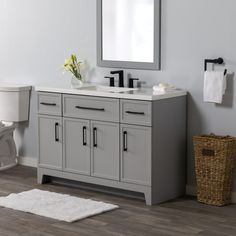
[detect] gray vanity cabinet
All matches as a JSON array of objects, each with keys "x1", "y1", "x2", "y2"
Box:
[
  {"x1": 63, "y1": 118, "x2": 90, "y2": 175},
  {"x1": 37, "y1": 91, "x2": 187, "y2": 206},
  {"x1": 38, "y1": 115, "x2": 63, "y2": 170},
  {"x1": 91, "y1": 121, "x2": 119, "y2": 180},
  {"x1": 120, "y1": 124, "x2": 151, "y2": 186}
]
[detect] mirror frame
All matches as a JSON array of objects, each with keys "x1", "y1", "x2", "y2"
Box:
[{"x1": 97, "y1": 0, "x2": 161, "y2": 70}]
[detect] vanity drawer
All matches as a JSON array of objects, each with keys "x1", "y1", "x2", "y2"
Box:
[
  {"x1": 38, "y1": 92, "x2": 62, "y2": 116},
  {"x1": 120, "y1": 100, "x2": 152, "y2": 126},
  {"x1": 63, "y1": 95, "x2": 119, "y2": 122}
]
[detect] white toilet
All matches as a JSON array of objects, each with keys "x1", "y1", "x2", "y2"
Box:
[{"x1": 0, "y1": 84, "x2": 31, "y2": 171}]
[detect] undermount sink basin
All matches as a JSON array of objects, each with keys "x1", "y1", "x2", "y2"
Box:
[{"x1": 79, "y1": 85, "x2": 139, "y2": 93}]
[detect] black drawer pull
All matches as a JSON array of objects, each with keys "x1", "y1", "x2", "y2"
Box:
[
  {"x1": 83, "y1": 126, "x2": 87, "y2": 146},
  {"x1": 93, "y1": 127, "x2": 97, "y2": 147},
  {"x1": 123, "y1": 131, "x2": 128, "y2": 152},
  {"x1": 40, "y1": 102, "x2": 57, "y2": 106},
  {"x1": 126, "y1": 111, "x2": 145, "y2": 115},
  {"x1": 55, "y1": 123, "x2": 59, "y2": 142},
  {"x1": 75, "y1": 106, "x2": 105, "y2": 112}
]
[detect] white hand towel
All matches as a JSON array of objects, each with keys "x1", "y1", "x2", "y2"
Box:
[{"x1": 203, "y1": 71, "x2": 227, "y2": 104}]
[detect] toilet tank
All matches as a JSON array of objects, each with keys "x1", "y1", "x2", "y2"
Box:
[{"x1": 0, "y1": 84, "x2": 32, "y2": 122}]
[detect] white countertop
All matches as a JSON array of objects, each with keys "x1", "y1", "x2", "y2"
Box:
[{"x1": 35, "y1": 84, "x2": 187, "y2": 101}]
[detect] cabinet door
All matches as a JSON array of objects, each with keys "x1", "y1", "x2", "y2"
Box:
[
  {"x1": 38, "y1": 115, "x2": 62, "y2": 170},
  {"x1": 120, "y1": 124, "x2": 151, "y2": 186},
  {"x1": 91, "y1": 121, "x2": 119, "y2": 180},
  {"x1": 63, "y1": 118, "x2": 90, "y2": 175}
]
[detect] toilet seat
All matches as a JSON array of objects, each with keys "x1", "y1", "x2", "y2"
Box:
[{"x1": 0, "y1": 122, "x2": 17, "y2": 171}]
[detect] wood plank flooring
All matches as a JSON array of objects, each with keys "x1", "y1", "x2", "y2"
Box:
[{"x1": 0, "y1": 166, "x2": 235, "y2": 236}]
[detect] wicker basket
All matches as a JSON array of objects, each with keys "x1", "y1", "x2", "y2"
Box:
[{"x1": 193, "y1": 135, "x2": 236, "y2": 206}]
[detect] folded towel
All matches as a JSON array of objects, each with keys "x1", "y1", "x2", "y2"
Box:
[
  {"x1": 203, "y1": 71, "x2": 227, "y2": 104},
  {"x1": 153, "y1": 83, "x2": 176, "y2": 93},
  {"x1": 153, "y1": 85, "x2": 165, "y2": 93}
]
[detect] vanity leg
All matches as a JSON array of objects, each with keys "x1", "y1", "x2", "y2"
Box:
[
  {"x1": 37, "y1": 171, "x2": 51, "y2": 184},
  {"x1": 37, "y1": 171, "x2": 44, "y2": 184},
  {"x1": 144, "y1": 190, "x2": 153, "y2": 206}
]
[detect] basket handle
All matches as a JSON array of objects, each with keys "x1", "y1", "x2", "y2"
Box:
[{"x1": 202, "y1": 149, "x2": 215, "y2": 157}]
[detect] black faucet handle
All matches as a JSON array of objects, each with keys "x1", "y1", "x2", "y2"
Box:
[
  {"x1": 104, "y1": 76, "x2": 115, "y2": 87},
  {"x1": 110, "y1": 70, "x2": 124, "y2": 87},
  {"x1": 128, "y1": 78, "x2": 139, "y2": 88}
]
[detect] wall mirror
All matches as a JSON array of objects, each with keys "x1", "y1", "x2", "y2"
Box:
[{"x1": 97, "y1": 0, "x2": 161, "y2": 70}]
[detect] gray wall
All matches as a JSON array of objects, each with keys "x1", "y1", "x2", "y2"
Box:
[{"x1": 0, "y1": 0, "x2": 236, "y2": 190}]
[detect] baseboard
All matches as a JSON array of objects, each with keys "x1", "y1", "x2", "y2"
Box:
[
  {"x1": 18, "y1": 156, "x2": 37, "y2": 168},
  {"x1": 186, "y1": 185, "x2": 236, "y2": 204},
  {"x1": 186, "y1": 185, "x2": 197, "y2": 196}
]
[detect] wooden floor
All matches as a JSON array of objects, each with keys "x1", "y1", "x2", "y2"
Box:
[{"x1": 0, "y1": 166, "x2": 235, "y2": 236}]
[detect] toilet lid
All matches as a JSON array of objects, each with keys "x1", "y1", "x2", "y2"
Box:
[{"x1": 0, "y1": 83, "x2": 31, "y2": 92}]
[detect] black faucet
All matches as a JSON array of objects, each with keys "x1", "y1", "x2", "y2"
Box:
[{"x1": 110, "y1": 70, "x2": 124, "y2": 87}]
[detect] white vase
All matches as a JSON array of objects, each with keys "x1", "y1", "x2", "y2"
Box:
[{"x1": 71, "y1": 76, "x2": 84, "y2": 89}]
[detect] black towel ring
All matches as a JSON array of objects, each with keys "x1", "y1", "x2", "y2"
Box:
[{"x1": 204, "y1": 57, "x2": 227, "y2": 75}]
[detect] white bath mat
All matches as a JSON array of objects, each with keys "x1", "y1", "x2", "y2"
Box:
[{"x1": 0, "y1": 189, "x2": 119, "y2": 222}]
